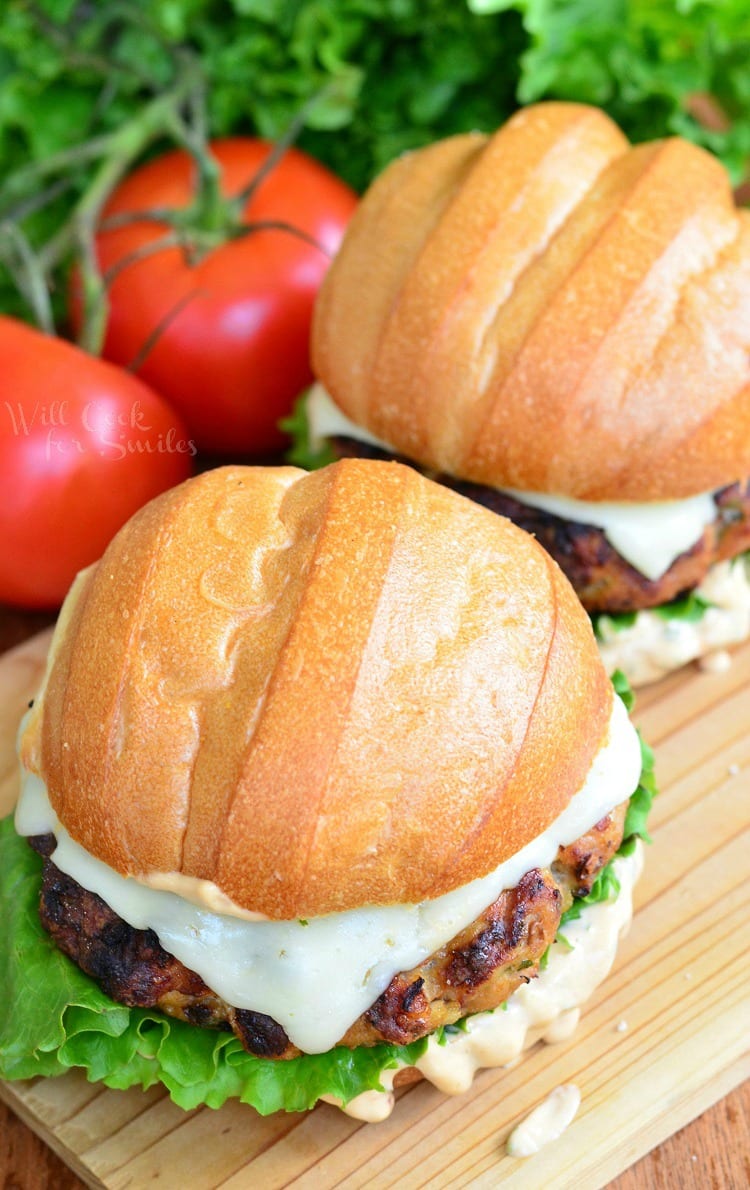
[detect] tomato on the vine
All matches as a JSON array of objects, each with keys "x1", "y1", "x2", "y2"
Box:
[
  {"x1": 86, "y1": 139, "x2": 358, "y2": 454},
  {"x1": 0, "y1": 317, "x2": 194, "y2": 609}
]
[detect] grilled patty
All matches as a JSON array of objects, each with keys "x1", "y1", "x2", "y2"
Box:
[
  {"x1": 28, "y1": 801, "x2": 626, "y2": 1060},
  {"x1": 330, "y1": 437, "x2": 750, "y2": 613}
]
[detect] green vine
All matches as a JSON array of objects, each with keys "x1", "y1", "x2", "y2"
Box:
[{"x1": 0, "y1": 45, "x2": 214, "y2": 352}]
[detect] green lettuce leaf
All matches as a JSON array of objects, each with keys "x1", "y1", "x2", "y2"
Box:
[
  {"x1": 556, "y1": 678, "x2": 656, "y2": 941},
  {"x1": 279, "y1": 391, "x2": 336, "y2": 471},
  {"x1": 469, "y1": 0, "x2": 750, "y2": 183},
  {"x1": 0, "y1": 816, "x2": 427, "y2": 1113},
  {"x1": 652, "y1": 590, "x2": 713, "y2": 623},
  {"x1": 623, "y1": 733, "x2": 657, "y2": 845},
  {"x1": 610, "y1": 668, "x2": 635, "y2": 712},
  {"x1": 595, "y1": 609, "x2": 638, "y2": 634}
]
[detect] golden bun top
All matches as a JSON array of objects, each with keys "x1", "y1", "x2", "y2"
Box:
[
  {"x1": 21, "y1": 460, "x2": 611, "y2": 918},
  {"x1": 313, "y1": 102, "x2": 750, "y2": 501}
]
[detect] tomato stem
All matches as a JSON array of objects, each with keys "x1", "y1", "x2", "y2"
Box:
[
  {"x1": 165, "y1": 79, "x2": 229, "y2": 241},
  {"x1": 102, "y1": 230, "x2": 186, "y2": 287},
  {"x1": 226, "y1": 219, "x2": 329, "y2": 256},
  {"x1": 0, "y1": 225, "x2": 55, "y2": 335},
  {"x1": 225, "y1": 86, "x2": 331, "y2": 219},
  {"x1": 39, "y1": 75, "x2": 199, "y2": 355},
  {"x1": 0, "y1": 135, "x2": 120, "y2": 220},
  {"x1": 126, "y1": 288, "x2": 205, "y2": 374},
  {"x1": 97, "y1": 208, "x2": 185, "y2": 232}
]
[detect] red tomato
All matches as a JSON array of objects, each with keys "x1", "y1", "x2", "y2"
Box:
[
  {"x1": 0, "y1": 317, "x2": 194, "y2": 609},
  {"x1": 88, "y1": 139, "x2": 357, "y2": 454}
]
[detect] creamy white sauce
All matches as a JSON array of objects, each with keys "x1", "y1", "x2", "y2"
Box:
[
  {"x1": 337, "y1": 844, "x2": 642, "y2": 1121},
  {"x1": 306, "y1": 385, "x2": 718, "y2": 582},
  {"x1": 697, "y1": 649, "x2": 732, "y2": 674},
  {"x1": 16, "y1": 698, "x2": 639, "y2": 1055},
  {"x1": 597, "y1": 557, "x2": 750, "y2": 687},
  {"x1": 506, "y1": 1084, "x2": 581, "y2": 1157}
]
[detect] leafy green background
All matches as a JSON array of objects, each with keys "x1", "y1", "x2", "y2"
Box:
[
  {"x1": 3, "y1": 0, "x2": 750, "y2": 193},
  {"x1": 2, "y1": 1, "x2": 749, "y2": 321},
  {"x1": 2, "y1": 1, "x2": 747, "y2": 330}
]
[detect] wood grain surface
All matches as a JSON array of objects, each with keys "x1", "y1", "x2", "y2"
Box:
[{"x1": 0, "y1": 628, "x2": 748, "y2": 1189}]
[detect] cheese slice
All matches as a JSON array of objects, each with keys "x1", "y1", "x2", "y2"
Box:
[
  {"x1": 15, "y1": 696, "x2": 639, "y2": 1055},
  {"x1": 307, "y1": 382, "x2": 390, "y2": 452},
  {"x1": 501, "y1": 487, "x2": 716, "y2": 582}
]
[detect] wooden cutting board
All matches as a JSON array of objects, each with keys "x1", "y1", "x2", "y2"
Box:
[{"x1": 1, "y1": 630, "x2": 748, "y2": 1189}]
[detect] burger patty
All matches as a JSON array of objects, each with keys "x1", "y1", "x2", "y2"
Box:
[
  {"x1": 331, "y1": 437, "x2": 750, "y2": 613},
  {"x1": 28, "y1": 802, "x2": 626, "y2": 1060}
]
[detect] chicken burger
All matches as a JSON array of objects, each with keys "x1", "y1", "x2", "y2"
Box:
[{"x1": 1, "y1": 460, "x2": 653, "y2": 1117}]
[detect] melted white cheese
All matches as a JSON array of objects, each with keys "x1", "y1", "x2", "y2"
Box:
[
  {"x1": 16, "y1": 697, "x2": 639, "y2": 1055},
  {"x1": 307, "y1": 385, "x2": 717, "y2": 582},
  {"x1": 307, "y1": 382, "x2": 390, "y2": 452},
  {"x1": 501, "y1": 488, "x2": 716, "y2": 582},
  {"x1": 597, "y1": 557, "x2": 750, "y2": 687},
  {"x1": 335, "y1": 843, "x2": 643, "y2": 1121}
]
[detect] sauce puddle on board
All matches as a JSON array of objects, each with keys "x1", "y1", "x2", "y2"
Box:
[{"x1": 506, "y1": 1084, "x2": 581, "y2": 1158}]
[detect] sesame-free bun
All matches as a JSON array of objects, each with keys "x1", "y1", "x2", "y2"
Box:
[
  {"x1": 21, "y1": 460, "x2": 611, "y2": 918},
  {"x1": 313, "y1": 102, "x2": 750, "y2": 502}
]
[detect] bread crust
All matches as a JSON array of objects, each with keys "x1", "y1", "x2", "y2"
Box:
[
  {"x1": 312, "y1": 102, "x2": 750, "y2": 501},
  {"x1": 21, "y1": 460, "x2": 611, "y2": 918}
]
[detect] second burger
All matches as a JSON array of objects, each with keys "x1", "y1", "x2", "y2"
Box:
[{"x1": 309, "y1": 102, "x2": 750, "y2": 686}]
